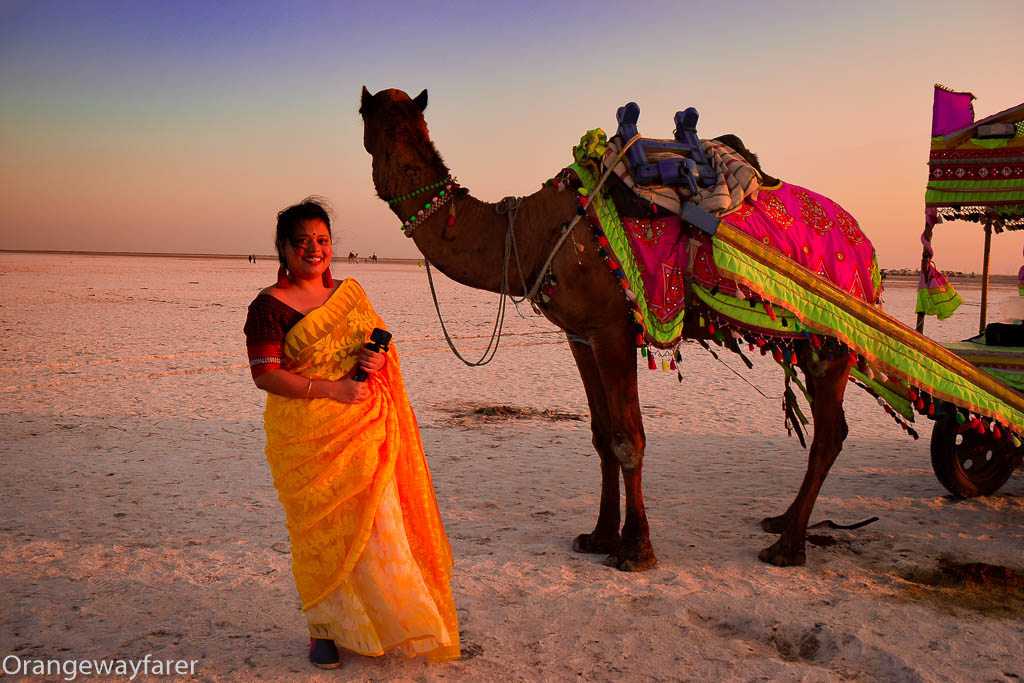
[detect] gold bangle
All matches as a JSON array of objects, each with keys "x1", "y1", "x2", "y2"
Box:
[{"x1": 304, "y1": 379, "x2": 312, "y2": 398}]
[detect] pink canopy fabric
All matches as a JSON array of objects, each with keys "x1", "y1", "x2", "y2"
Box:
[
  {"x1": 931, "y1": 85, "x2": 975, "y2": 138},
  {"x1": 621, "y1": 181, "x2": 879, "y2": 327}
]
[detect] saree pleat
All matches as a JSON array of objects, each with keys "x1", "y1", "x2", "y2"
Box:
[{"x1": 262, "y1": 279, "x2": 459, "y2": 661}]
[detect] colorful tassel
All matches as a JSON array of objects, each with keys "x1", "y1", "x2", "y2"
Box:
[{"x1": 648, "y1": 354, "x2": 657, "y2": 370}]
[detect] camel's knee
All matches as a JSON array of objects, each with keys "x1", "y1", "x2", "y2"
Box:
[{"x1": 611, "y1": 431, "x2": 644, "y2": 471}]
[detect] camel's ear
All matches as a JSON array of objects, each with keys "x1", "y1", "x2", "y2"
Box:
[
  {"x1": 359, "y1": 85, "x2": 373, "y2": 114},
  {"x1": 413, "y1": 89, "x2": 428, "y2": 111}
]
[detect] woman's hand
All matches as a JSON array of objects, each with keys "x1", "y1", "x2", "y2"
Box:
[
  {"x1": 330, "y1": 378, "x2": 368, "y2": 403},
  {"x1": 357, "y1": 347, "x2": 386, "y2": 376}
]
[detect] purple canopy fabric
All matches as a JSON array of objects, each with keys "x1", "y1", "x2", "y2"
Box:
[{"x1": 931, "y1": 85, "x2": 975, "y2": 138}]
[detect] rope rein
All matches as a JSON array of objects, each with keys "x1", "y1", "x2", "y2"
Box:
[
  {"x1": 425, "y1": 133, "x2": 643, "y2": 366},
  {"x1": 424, "y1": 196, "x2": 527, "y2": 367}
]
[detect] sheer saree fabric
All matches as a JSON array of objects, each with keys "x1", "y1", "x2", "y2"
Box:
[{"x1": 262, "y1": 279, "x2": 459, "y2": 661}]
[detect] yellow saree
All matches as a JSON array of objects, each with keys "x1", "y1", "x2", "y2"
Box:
[{"x1": 262, "y1": 278, "x2": 459, "y2": 661}]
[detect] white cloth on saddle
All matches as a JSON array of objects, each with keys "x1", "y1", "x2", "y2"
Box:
[{"x1": 602, "y1": 138, "x2": 762, "y2": 217}]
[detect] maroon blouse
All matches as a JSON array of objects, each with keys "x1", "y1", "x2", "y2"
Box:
[{"x1": 243, "y1": 293, "x2": 305, "y2": 379}]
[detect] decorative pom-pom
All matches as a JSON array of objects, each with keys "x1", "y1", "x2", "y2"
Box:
[
  {"x1": 651, "y1": 203, "x2": 658, "y2": 215},
  {"x1": 648, "y1": 354, "x2": 657, "y2": 370},
  {"x1": 669, "y1": 359, "x2": 677, "y2": 370},
  {"x1": 955, "y1": 412, "x2": 966, "y2": 424}
]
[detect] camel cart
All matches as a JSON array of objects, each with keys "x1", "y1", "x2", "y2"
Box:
[{"x1": 918, "y1": 85, "x2": 1024, "y2": 497}]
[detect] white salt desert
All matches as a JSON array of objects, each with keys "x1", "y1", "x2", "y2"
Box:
[{"x1": 1, "y1": 253, "x2": 1021, "y2": 681}]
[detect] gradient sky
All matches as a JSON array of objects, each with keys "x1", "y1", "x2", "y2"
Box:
[{"x1": 1, "y1": 0, "x2": 1022, "y2": 272}]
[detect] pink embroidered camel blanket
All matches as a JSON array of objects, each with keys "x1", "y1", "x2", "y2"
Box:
[{"x1": 623, "y1": 181, "x2": 881, "y2": 332}]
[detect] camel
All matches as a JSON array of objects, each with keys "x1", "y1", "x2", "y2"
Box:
[{"x1": 360, "y1": 86, "x2": 855, "y2": 570}]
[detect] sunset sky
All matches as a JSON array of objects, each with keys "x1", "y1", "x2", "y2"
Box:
[{"x1": 1, "y1": 0, "x2": 1022, "y2": 273}]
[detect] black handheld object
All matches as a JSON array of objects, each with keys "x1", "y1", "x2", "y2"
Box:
[{"x1": 352, "y1": 328, "x2": 392, "y2": 382}]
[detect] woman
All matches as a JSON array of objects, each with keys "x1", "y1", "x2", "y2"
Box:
[{"x1": 243, "y1": 198, "x2": 459, "y2": 668}]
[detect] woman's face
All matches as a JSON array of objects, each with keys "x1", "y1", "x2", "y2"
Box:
[{"x1": 284, "y1": 218, "x2": 332, "y2": 281}]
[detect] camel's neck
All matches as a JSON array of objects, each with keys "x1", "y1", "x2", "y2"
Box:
[
  {"x1": 372, "y1": 140, "x2": 577, "y2": 295},
  {"x1": 409, "y1": 190, "x2": 574, "y2": 295}
]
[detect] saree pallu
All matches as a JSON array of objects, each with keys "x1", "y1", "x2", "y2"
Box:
[{"x1": 262, "y1": 278, "x2": 459, "y2": 661}]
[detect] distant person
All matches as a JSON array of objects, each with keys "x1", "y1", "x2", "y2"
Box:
[
  {"x1": 371, "y1": 251, "x2": 378, "y2": 264},
  {"x1": 248, "y1": 254, "x2": 253, "y2": 263},
  {"x1": 243, "y1": 198, "x2": 459, "y2": 669}
]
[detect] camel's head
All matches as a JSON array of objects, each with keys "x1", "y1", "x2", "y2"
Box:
[{"x1": 359, "y1": 86, "x2": 430, "y2": 156}]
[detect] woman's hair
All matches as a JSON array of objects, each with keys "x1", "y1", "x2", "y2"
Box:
[{"x1": 274, "y1": 196, "x2": 333, "y2": 267}]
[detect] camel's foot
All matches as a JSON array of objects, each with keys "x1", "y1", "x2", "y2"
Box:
[
  {"x1": 757, "y1": 539, "x2": 806, "y2": 567},
  {"x1": 760, "y1": 513, "x2": 791, "y2": 534},
  {"x1": 572, "y1": 532, "x2": 620, "y2": 555},
  {"x1": 601, "y1": 540, "x2": 657, "y2": 572}
]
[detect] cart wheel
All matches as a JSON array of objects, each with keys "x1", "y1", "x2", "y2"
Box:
[{"x1": 930, "y1": 413, "x2": 1020, "y2": 497}]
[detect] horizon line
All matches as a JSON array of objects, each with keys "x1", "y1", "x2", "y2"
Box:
[{"x1": 0, "y1": 248, "x2": 421, "y2": 264}]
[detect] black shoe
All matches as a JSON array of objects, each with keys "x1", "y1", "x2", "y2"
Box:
[{"x1": 309, "y1": 637, "x2": 341, "y2": 669}]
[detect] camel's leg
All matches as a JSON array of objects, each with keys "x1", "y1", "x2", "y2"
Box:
[
  {"x1": 591, "y1": 334, "x2": 655, "y2": 572},
  {"x1": 759, "y1": 357, "x2": 851, "y2": 567},
  {"x1": 567, "y1": 337, "x2": 621, "y2": 554}
]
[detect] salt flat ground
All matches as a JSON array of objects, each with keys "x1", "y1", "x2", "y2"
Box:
[{"x1": 1, "y1": 253, "x2": 1021, "y2": 682}]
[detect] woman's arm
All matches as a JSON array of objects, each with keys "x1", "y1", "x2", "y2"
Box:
[{"x1": 253, "y1": 368, "x2": 368, "y2": 403}]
